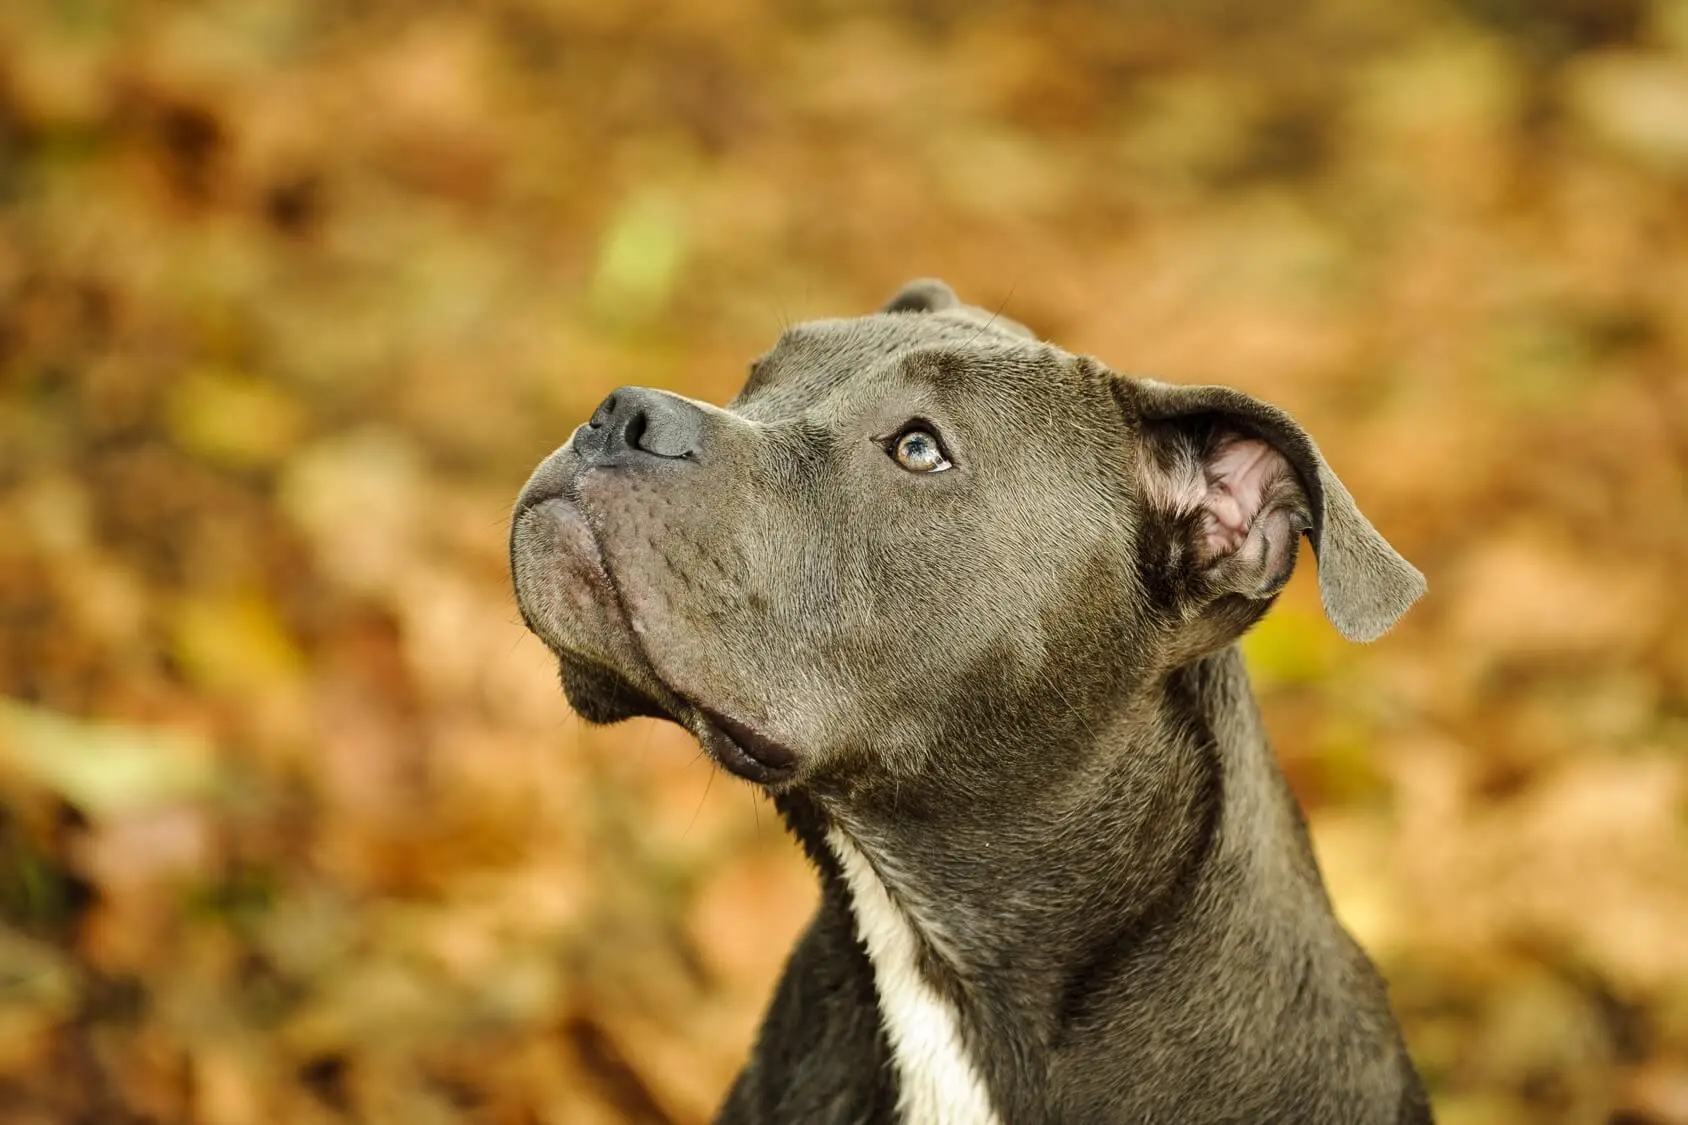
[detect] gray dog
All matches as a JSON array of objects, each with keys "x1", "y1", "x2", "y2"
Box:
[{"x1": 510, "y1": 280, "x2": 1433, "y2": 1124}]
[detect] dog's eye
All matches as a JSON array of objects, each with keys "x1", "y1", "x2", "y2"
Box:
[{"x1": 890, "y1": 427, "x2": 951, "y2": 473}]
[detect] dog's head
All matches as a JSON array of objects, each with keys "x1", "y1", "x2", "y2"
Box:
[{"x1": 510, "y1": 280, "x2": 1422, "y2": 796}]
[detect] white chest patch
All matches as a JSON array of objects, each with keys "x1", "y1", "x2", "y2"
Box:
[{"x1": 826, "y1": 828, "x2": 1003, "y2": 1125}]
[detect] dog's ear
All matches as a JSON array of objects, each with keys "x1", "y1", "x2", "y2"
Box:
[
  {"x1": 883, "y1": 278, "x2": 960, "y2": 314},
  {"x1": 1130, "y1": 378, "x2": 1424, "y2": 642}
]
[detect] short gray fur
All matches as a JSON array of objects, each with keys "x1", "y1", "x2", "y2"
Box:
[{"x1": 509, "y1": 279, "x2": 1433, "y2": 1124}]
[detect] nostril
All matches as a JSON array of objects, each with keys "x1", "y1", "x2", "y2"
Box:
[{"x1": 623, "y1": 409, "x2": 649, "y2": 452}]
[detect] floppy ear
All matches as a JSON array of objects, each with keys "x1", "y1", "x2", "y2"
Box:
[
  {"x1": 882, "y1": 278, "x2": 960, "y2": 314},
  {"x1": 1131, "y1": 378, "x2": 1424, "y2": 642}
]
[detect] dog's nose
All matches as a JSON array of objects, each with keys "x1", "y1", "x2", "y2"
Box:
[{"x1": 574, "y1": 387, "x2": 705, "y2": 466}]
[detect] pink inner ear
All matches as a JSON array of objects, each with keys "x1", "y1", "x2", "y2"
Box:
[
  {"x1": 1200, "y1": 437, "x2": 1285, "y2": 560},
  {"x1": 1139, "y1": 427, "x2": 1309, "y2": 589},
  {"x1": 1193, "y1": 432, "x2": 1311, "y2": 595}
]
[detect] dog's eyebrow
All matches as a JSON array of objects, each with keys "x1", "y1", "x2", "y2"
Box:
[{"x1": 896, "y1": 349, "x2": 977, "y2": 394}]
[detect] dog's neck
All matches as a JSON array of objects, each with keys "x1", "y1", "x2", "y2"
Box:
[{"x1": 777, "y1": 645, "x2": 1337, "y2": 1122}]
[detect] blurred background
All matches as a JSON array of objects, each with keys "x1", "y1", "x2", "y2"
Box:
[{"x1": 1, "y1": 0, "x2": 1686, "y2": 1122}]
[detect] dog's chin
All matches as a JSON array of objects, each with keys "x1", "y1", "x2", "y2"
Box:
[
  {"x1": 557, "y1": 654, "x2": 668, "y2": 725},
  {"x1": 555, "y1": 644, "x2": 800, "y2": 787}
]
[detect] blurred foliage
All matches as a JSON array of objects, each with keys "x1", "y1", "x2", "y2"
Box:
[{"x1": 1, "y1": 0, "x2": 1687, "y2": 1122}]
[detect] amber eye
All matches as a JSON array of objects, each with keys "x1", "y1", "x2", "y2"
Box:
[{"x1": 890, "y1": 428, "x2": 951, "y2": 473}]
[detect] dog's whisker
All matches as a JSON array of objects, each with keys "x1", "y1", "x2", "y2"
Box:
[{"x1": 682, "y1": 765, "x2": 716, "y2": 841}]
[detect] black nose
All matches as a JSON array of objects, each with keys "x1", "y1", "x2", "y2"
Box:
[{"x1": 573, "y1": 387, "x2": 706, "y2": 466}]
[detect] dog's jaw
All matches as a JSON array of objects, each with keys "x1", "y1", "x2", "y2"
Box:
[{"x1": 826, "y1": 827, "x2": 1002, "y2": 1125}]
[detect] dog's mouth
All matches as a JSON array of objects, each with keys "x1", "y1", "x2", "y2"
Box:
[
  {"x1": 684, "y1": 703, "x2": 798, "y2": 785},
  {"x1": 515, "y1": 494, "x2": 800, "y2": 786}
]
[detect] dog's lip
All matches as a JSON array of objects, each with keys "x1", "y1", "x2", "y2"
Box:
[
  {"x1": 518, "y1": 491, "x2": 800, "y2": 787},
  {"x1": 687, "y1": 705, "x2": 799, "y2": 785},
  {"x1": 512, "y1": 494, "x2": 617, "y2": 642}
]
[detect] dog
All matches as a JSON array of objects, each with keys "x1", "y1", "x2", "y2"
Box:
[{"x1": 510, "y1": 279, "x2": 1433, "y2": 1124}]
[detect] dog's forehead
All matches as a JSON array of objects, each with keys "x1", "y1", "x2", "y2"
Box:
[
  {"x1": 734, "y1": 310, "x2": 1064, "y2": 415},
  {"x1": 789, "y1": 309, "x2": 1028, "y2": 350}
]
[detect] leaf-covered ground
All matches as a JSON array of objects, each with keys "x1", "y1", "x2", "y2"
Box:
[{"x1": 2, "y1": 1, "x2": 1686, "y2": 1122}]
